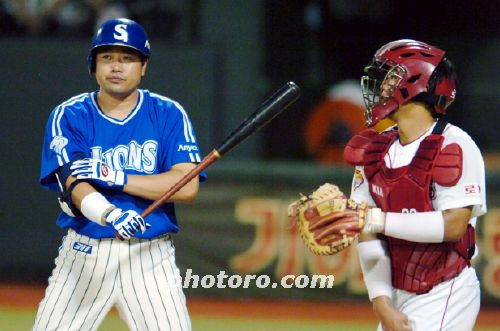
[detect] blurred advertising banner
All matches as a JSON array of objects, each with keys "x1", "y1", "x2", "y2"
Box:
[{"x1": 175, "y1": 161, "x2": 500, "y2": 306}]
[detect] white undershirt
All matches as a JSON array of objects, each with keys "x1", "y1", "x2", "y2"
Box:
[{"x1": 384, "y1": 123, "x2": 435, "y2": 168}]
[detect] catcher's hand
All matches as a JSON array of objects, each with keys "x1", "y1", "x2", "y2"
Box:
[{"x1": 288, "y1": 183, "x2": 367, "y2": 255}]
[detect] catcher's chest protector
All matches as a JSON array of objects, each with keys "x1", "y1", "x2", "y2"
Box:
[{"x1": 344, "y1": 120, "x2": 474, "y2": 294}]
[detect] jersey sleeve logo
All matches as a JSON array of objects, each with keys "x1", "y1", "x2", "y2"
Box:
[
  {"x1": 177, "y1": 144, "x2": 201, "y2": 162},
  {"x1": 49, "y1": 135, "x2": 68, "y2": 155},
  {"x1": 464, "y1": 184, "x2": 480, "y2": 196},
  {"x1": 177, "y1": 144, "x2": 198, "y2": 152},
  {"x1": 353, "y1": 169, "x2": 365, "y2": 191}
]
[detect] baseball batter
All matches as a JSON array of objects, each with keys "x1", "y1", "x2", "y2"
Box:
[
  {"x1": 32, "y1": 18, "x2": 205, "y2": 330},
  {"x1": 344, "y1": 40, "x2": 487, "y2": 330}
]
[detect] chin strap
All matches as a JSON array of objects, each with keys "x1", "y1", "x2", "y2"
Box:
[{"x1": 431, "y1": 117, "x2": 448, "y2": 134}]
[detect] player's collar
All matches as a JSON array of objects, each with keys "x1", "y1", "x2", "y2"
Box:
[{"x1": 91, "y1": 90, "x2": 144, "y2": 125}]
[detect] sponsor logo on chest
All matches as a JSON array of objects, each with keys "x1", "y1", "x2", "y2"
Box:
[{"x1": 371, "y1": 183, "x2": 384, "y2": 197}]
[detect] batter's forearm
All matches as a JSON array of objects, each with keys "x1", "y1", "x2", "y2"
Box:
[
  {"x1": 65, "y1": 177, "x2": 97, "y2": 210},
  {"x1": 124, "y1": 171, "x2": 199, "y2": 202},
  {"x1": 65, "y1": 177, "x2": 115, "y2": 225}
]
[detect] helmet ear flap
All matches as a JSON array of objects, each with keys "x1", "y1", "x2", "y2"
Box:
[
  {"x1": 88, "y1": 49, "x2": 97, "y2": 74},
  {"x1": 433, "y1": 77, "x2": 456, "y2": 114},
  {"x1": 410, "y1": 76, "x2": 456, "y2": 115}
]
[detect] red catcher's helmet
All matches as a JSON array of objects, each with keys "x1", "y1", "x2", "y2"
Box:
[{"x1": 361, "y1": 39, "x2": 456, "y2": 126}]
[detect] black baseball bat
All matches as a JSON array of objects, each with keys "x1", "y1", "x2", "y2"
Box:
[{"x1": 141, "y1": 81, "x2": 301, "y2": 218}]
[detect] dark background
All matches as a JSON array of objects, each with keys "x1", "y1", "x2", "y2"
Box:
[{"x1": 2, "y1": 0, "x2": 498, "y2": 159}]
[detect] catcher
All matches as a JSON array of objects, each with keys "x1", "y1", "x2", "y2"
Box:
[{"x1": 290, "y1": 40, "x2": 486, "y2": 331}]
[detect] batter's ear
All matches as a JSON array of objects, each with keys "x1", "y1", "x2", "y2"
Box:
[{"x1": 141, "y1": 59, "x2": 149, "y2": 76}]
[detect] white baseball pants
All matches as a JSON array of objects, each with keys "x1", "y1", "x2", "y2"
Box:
[
  {"x1": 377, "y1": 267, "x2": 480, "y2": 331},
  {"x1": 32, "y1": 229, "x2": 191, "y2": 331}
]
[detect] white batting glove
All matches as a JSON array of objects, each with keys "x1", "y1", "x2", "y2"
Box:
[
  {"x1": 363, "y1": 208, "x2": 386, "y2": 234},
  {"x1": 71, "y1": 158, "x2": 127, "y2": 189},
  {"x1": 105, "y1": 208, "x2": 149, "y2": 240}
]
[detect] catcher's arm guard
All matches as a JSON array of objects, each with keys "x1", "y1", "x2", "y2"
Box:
[{"x1": 288, "y1": 183, "x2": 367, "y2": 255}]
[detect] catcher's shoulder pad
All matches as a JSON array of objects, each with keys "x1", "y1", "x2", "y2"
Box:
[
  {"x1": 407, "y1": 134, "x2": 444, "y2": 188},
  {"x1": 433, "y1": 143, "x2": 463, "y2": 186},
  {"x1": 343, "y1": 129, "x2": 379, "y2": 165}
]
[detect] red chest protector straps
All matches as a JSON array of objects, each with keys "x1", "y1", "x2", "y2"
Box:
[{"x1": 344, "y1": 119, "x2": 475, "y2": 294}]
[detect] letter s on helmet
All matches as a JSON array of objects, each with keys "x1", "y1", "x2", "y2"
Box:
[
  {"x1": 361, "y1": 39, "x2": 456, "y2": 127},
  {"x1": 87, "y1": 18, "x2": 150, "y2": 74}
]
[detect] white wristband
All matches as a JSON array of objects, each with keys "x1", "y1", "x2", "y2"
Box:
[
  {"x1": 363, "y1": 208, "x2": 386, "y2": 234},
  {"x1": 357, "y1": 240, "x2": 393, "y2": 301},
  {"x1": 80, "y1": 192, "x2": 114, "y2": 225},
  {"x1": 385, "y1": 211, "x2": 444, "y2": 243}
]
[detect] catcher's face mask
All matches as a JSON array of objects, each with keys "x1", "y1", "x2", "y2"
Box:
[{"x1": 361, "y1": 59, "x2": 405, "y2": 126}]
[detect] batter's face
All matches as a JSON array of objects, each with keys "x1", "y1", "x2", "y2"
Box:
[{"x1": 94, "y1": 46, "x2": 148, "y2": 98}]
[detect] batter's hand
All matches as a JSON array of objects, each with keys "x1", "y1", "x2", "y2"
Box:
[
  {"x1": 105, "y1": 208, "x2": 149, "y2": 240},
  {"x1": 71, "y1": 158, "x2": 127, "y2": 189}
]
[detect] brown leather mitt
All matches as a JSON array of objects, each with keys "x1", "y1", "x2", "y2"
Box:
[{"x1": 288, "y1": 183, "x2": 367, "y2": 255}]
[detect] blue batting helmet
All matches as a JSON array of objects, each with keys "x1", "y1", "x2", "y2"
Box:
[{"x1": 87, "y1": 18, "x2": 151, "y2": 73}]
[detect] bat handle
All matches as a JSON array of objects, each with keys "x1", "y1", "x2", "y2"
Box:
[{"x1": 140, "y1": 150, "x2": 221, "y2": 218}]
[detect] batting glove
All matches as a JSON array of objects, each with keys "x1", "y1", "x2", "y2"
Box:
[
  {"x1": 105, "y1": 208, "x2": 149, "y2": 240},
  {"x1": 71, "y1": 158, "x2": 127, "y2": 189}
]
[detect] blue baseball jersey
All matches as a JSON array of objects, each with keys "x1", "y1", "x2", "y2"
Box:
[{"x1": 40, "y1": 89, "x2": 206, "y2": 239}]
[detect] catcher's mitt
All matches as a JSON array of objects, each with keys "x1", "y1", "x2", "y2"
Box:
[{"x1": 288, "y1": 183, "x2": 367, "y2": 255}]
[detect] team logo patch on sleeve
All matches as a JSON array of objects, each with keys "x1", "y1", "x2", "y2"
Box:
[
  {"x1": 73, "y1": 242, "x2": 93, "y2": 254},
  {"x1": 353, "y1": 169, "x2": 365, "y2": 191},
  {"x1": 49, "y1": 135, "x2": 68, "y2": 155},
  {"x1": 464, "y1": 184, "x2": 480, "y2": 196}
]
